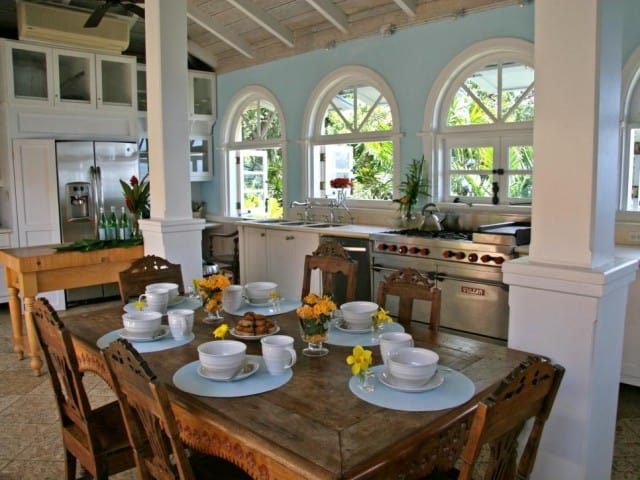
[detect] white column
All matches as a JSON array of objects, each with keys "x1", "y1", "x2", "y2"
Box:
[
  {"x1": 139, "y1": 0, "x2": 204, "y2": 284},
  {"x1": 503, "y1": 1, "x2": 637, "y2": 479}
]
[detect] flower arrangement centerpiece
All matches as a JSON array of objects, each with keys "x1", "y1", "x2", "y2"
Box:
[
  {"x1": 196, "y1": 274, "x2": 231, "y2": 324},
  {"x1": 346, "y1": 345, "x2": 374, "y2": 392},
  {"x1": 393, "y1": 157, "x2": 430, "y2": 224},
  {"x1": 330, "y1": 178, "x2": 353, "y2": 204},
  {"x1": 296, "y1": 293, "x2": 337, "y2": 357},
  {"x1": 120, "y1": 174, "x2": 150, "y2": 238},
  {"x1": 372, "y1": 308, "x2": 393, "y2": 333}
]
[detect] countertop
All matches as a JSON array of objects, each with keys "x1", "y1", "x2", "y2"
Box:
[{"x1": 231, "y1": 219, "x2": 391, "y2": 239}]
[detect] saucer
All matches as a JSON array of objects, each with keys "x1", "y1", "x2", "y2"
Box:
[
  {"x1": 229, "y1": 325, "x2": 280, "y2": 341},
  {"x1": 118, "y1": 326, "x2": 170, "y2": 342},
  {"x1": 168, "y1": 295, "x2": 186, "y2": 307},
  {"x1": 197, "y1": 359, "x2": 259, "y2": 382},
  {"x1": 246, "y1": 299, "x2": 273, "y2": 307},
  {"x1": 335, "y1": 321, "x2": 372, "y2": 334},
  {"x1": 378, "y1": 369, "x2": 445, "y2": 393}
]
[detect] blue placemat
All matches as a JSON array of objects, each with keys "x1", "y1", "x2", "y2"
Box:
[
  {"x1": 349, "y1": 365, "x2": 475, "y2": 412},
  {"x1": 326, "y1": 322, "x2": 404, "y2": 347},
  {"x1": 123, "y1": 296, "x2": 203, "y2": 314},
  {"x1": 224, "y1": 298, "x2": 302, "y2": 317},
  {"x1": 172, "y1": 355, "x2": 292, "y2": 397},
  {"x1": 96, "y1": 329, "x2": 195, "y2": 353}
]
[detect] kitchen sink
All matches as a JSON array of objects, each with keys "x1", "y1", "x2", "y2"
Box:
[{"x1": 304, "y1": 223, "x2": 333, "y2": 228}]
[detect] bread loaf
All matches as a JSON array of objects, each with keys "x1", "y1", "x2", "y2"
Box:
[{"x1": 234, "y1": 311, "x2": 277, "y2": 336}]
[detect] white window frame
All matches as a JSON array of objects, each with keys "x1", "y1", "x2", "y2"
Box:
[
  {"x1": 422, "y1": 38, "x2": 535, "y2": 204},
  {"x1": 302, "y1": 65, "x2": 402, "y2": 209},
  {"x1": 219, "y1": 85, "x2": 286, "y2": 217}
]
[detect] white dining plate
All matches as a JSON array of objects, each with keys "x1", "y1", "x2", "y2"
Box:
[
  {"x1": 197, "y1": 359, "x2": 259, "y2": 382},
  {"x1": 229, "y1": 325, "x2": 280, "y2": 341},
  {"x1": 167, "y1": 295, "x2": 186, "y2": 307},
  {"x1": 335, "y1": 321, "x2": 372, "y2": 334},
  {"x1": 118, "y1": 326, "x2": 170, "y2": 342},
  {"x1": 378, "y1": 369, "x2": 445, "y2": 393}
]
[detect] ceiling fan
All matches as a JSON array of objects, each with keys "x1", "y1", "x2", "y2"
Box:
[{"x1": 83, "y1": 0, "x2": 145, "y2": 28}]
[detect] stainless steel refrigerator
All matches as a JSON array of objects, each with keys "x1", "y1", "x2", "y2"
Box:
[{"x1": 56, "y1": 140, "x2": 140, "y2": 304}]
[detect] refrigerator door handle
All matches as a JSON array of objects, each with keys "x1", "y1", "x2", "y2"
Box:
[
  {"x1": 96, "y1": 166, "x2": 103, "y2": 211},
  {"x1": 89, "y1": 166, "x2": 99, "y2": 237}
]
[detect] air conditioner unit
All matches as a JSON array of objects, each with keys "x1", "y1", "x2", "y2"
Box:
[{"x1": 17, "y1": 1, "x2": 130, "y2": 53}]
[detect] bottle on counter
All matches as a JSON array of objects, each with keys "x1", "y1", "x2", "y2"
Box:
[
  {"x1": 98, "y1": 207, "x2": 108, "y2": 240},
  {"x1": 108, "y1": 206, "x2": 118, "y2": 240},
  {"x1": 118, "y1": 206, "x2": 131, "y2": 241}
]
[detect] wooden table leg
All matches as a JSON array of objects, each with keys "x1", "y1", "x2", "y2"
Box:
[
  {"x1": 7, "y1": 286, "x2": 24, "y2": 360},
  {"x1": 23, "y1": 296, "x2": 43, "y2": 376}
]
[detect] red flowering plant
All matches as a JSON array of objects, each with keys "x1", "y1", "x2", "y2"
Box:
[
  {"x1": 120, "y1": 173, "x2": 150, "y2": 219},
  {"x1": 330, "y1": 178, "x2": 353, "y2": 189}
]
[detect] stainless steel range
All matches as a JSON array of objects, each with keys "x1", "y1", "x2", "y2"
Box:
[{"x1": 370, "y1": 225, "x2": 529, "y2": 341}]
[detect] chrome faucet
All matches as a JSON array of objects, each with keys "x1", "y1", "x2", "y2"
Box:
[{"x1": 290, "y1": 199, "x2": 313, "y2": 221}]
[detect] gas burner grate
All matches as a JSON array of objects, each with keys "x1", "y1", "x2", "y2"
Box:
[{"x1": 382, "y1": 229, "x2": 473, "y2": 241}]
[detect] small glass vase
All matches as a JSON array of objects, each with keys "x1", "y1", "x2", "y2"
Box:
[
  {"x1": 358, "y1": 369, "x2": 375, "y2": 392},
  {"x1": 202, "y1": 293, "x2": 224, "y2": 325},
  {"x1": 203, "y1": 308, "x2": 223, "y2": 325},
  {"x1": 299, "y1": 316, "x2": 329, "y2": 357}
]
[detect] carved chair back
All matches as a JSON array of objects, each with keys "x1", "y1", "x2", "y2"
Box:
[
  {"x1": 376, "y1": 267, "x2": 441, "y2": 334},
  {"x1": 118, "y1": 254, "x2": 184, "y2": 304},
  {"x1": 31, "y1": 297, "x2": 134, "y2": 480},
  {"x1": 301, "y1": 241, "x2": 358, "y2": 302},
  {"x1": 458, "y1": 355, "x2": 565, "y2": 480}
]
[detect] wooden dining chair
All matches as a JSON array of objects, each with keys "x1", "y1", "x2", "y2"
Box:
[
  {"x1": 102, "y1": 338, "x2": 252, "y2": 479},
  {"x1": 301, "y1": 240, "x2": 358, "y2": 302},
  {"x1": 376, "y1": 267, "x2": 441, "y2": 334},
  {"x1": 118, "y1": 254, "x2": 185, "y2": 304},
  {"x1": 424, "y1": 355, "x2": 565, "y2": 480},
  {"x1": 207, "y1": 229, "x2": 240, "y2": 283},
  {"x1": 31, "y1": 297, "x2": 135, "y2": 480}
]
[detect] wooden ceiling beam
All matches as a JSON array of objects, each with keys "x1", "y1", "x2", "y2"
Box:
[
  {"x1": 226, "y1": 0, "x2": 295, "y2": 48},
  {"x1": 393, "y1": 0, "x2": 417, "y2": 17},
  {"x1": 187, "y1": 39, "x2": 218, "y2": 70},
  {"x1": 305, "y1": 0, "x2": 349, "y2": 33},
  {"x1": 187, "y1": 1, "x2": 253, "y2": 58}
]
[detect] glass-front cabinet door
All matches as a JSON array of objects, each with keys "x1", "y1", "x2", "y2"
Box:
[
  {"x1": 53, "y1": 49, "x2": 95, "y2": 108},
  {"x1": 5, "y1": 41, "x2": 53, "y2": 104},
  {"x1": 189, "y1": 71, "x2": 216, "y2": 119},
  {"x1": 190, "y1": 136, "x2": 212, "y2": 181},
  {"x1": 97, "y1": 54, "x2": 136, "y2": 109}
]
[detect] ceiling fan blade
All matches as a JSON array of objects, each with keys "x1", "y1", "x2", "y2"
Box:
[
  {"x1": 83, "y1": 3, "x2": 112, "y2": 28},
  {"x1": 123, "y1": 3, "x2": 145, "y2": 19}
]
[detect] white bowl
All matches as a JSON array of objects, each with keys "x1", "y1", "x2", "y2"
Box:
[
  {"x1": 147, "y1": 282, "x2": 179, "y2": 302},
  {"x1": 197, "y1": 340, "x2": 247, "y2": 378},
  {"x1": 244, "y1": 281, "x2": 278, "y2": 304},
  {"x1": 387, "y1": 347, "x2": 439, "y2": 387},
  {"x1": 340, "y1": 301, "x2": 379, "y2": 329},
  {"x1": 122, "y1": 311, "x2": 163, "y2": 336}
]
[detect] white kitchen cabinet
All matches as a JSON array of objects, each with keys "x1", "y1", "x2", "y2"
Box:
[
  {"x1": 11, "y1": 139, "x2": 65, "y2": 309},
  {"x1": 622, "y1": 267, "x2": 640, "y2": 386},
  {"x1": 239, "y1": 225, "x2": 320, "y2": 301},
  {"x1": 189, "y1": 70, "x2": 216, "y2": 120},
  {"x1": 2, "y1": 40, "x2": 136, "y2": 112}
]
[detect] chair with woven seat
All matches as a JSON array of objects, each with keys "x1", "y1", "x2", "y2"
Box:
[
  {"x1": 376, "y1": 267, "x2": 441, "y2": 334},
  {"x1": 31, "y1": 297, "x2": 135, "y2": 480},
  {"x1": 102, "y1": 338, "x2": 251, "y2": 479},
  {"x1": 424, "y1": 355, "x2": 565, "y2": 480},
  {"x1": 301, "y1": 240, "x2": 358, "y2": 303},
  {"x1": 118, "y1": 254, "x2": 184, "y2": 304}
]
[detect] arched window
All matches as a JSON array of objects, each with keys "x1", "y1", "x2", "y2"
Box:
[
  {"x1": 424, "y1": 38, "x2": 535, "y2": 205},
  {"x1": 221, "y1": 86, "x2": 285, "y2": 218},
  {"x1": 303, "y1": 66, "x2": 401, "y2": 205},
  {"x1": 620, "y1": 46, "x2": 640, "y2": 214}
]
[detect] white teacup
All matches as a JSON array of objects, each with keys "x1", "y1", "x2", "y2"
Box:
[
  {"x1": 138, "y1": 289, "x2": 169, "y2": 314},
  {"x1": 261, "y1": 335, "x2": 297, "y2": 375},
  {"x1": 147, "y1": 282, "x2": 179, "y2": 303},
  {"x1": 167, "y1": 309, "x2": 194, "y2": 339},
  {"x1": 379, "y1": 332, "x2": 414, "y2": 365},
  {"x1": 223, "y1": 285, "x2": 244, "y2": 312}
]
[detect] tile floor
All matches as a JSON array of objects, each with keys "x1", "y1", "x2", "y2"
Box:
[{"x1": 0, "y1": 301, "x2": 638, "y2": 479}]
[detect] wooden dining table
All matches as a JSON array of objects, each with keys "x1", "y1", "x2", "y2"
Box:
[{"x1": 63, "y1": 303, "x2": 531, "y2": 480}]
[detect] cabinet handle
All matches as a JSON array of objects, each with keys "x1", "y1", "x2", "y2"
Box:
[
  {"x1": 285, "y1": 235, "x2": 295, "y2": 240},
  {"x1": 260, "y1": 233, "x2": 266, "y2": 237}
]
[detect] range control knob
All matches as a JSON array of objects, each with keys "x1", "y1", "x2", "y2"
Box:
[
  {"x1": 480, "y1": 254, "x2": 505, "y2": 264},
  {"x1": 480, "y1": 255, "x2": 492, "y2": 263},
  {"x1": 468, "y1": 253, "x2": 478, "y2": 262},
  {"x1": 388, "y1": 244, "x2": 398, "y2": 252},
  {"x1": 494, "y1": 256, "x2": 505, "y2": 265},
  {"x1": 377, "y1": 243, "x2": 388, "y2": 251},
  {"x1": 454, "y1": 251, "x2": 466, "y2": 260},
  {"x1": 408, "y1": 246, "x2": 419, "y2": 254},
  {"x1": 443, "y1": 250, "x2": 454, "y2": 259},
  {"x1": 420, "y1": 248, "x2": 430, "y2": 256},
  {"x1": 399, "y1": 245, "x2": 408, "y2": 254}
]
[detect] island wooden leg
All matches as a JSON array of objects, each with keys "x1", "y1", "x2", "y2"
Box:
[
  {"x1": 7, "y1": 286, "x2": 24, "y2": 360},
  {"x1": 23, "y1": 296, "x2": 43, "y2": 376}
]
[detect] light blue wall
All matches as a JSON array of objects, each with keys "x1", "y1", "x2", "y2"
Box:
[{"x1": 199, "y1": 1, "x2": 640, "y2": 216}]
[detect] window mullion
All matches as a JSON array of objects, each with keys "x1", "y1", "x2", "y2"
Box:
[{"x1": 462, "y1": 84, "x2": 498, "y2": 123}]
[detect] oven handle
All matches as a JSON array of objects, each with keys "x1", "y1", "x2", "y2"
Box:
[
  {"x1": 437, "y1": 272, "x2": 509, "y2": 291},
  {"x1": 372, "y1": 264, "x2": 438, "y2": 280}
]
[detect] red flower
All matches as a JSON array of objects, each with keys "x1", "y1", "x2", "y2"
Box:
[
  {"x1": 330, "y1": 178, "x2": 353, "y2": 188},
  {"x1": 130, "y1": 175, "x2": 139, "y2": 186}
]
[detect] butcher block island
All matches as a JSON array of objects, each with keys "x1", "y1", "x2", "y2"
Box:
[{"x1": 0, "y1": 243, "x2": 144, "y2": 375}]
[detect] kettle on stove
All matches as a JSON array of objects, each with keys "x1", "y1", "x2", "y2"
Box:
[{"x1": 420, "y1": 203, "x2": 446, "y2": 231}]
